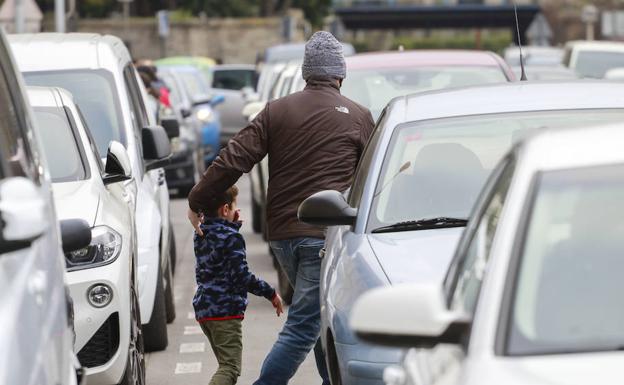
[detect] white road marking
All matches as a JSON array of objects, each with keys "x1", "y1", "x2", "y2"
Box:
[
  {"x1": 180, "y1": 342, "x2": 206, "y2": 353},
  {"x1": 184, "y1": 325, "x2": 203, "y2": 335},
  {"x1": 187, "y1": 312, "x2": 195, "y2": 319},
  {"x1": 174, "y1": 362, "x2": 202, "y2": 374}
]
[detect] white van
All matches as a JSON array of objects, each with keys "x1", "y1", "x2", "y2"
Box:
[{"x1": 10, "y1": 33, "x2": 175, "y2": 355}]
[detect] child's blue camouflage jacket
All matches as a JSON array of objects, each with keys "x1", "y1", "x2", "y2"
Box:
[{"x1": 193, "y1": 217, "x2": 275, "y2": 322}]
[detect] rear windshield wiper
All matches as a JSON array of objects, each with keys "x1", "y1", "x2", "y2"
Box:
[{"x1": 371, "y1": 217, "x2": 468, "y2": 234}]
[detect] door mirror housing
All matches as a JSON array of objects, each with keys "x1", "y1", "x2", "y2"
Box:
[
  {"x1": 350, "y1": 283, "x2": 470, "y2": 348},
  {"x1": 0, "y1": 177, "x2": 47, "y2": 253},
  {"x1": 210, "y1": 94, "x2": 225, "y2": 107},
  {"x1": 60, "y1": 219, "x2": 92, "y2": 253},
  {"x1": 103, "y1": 141, "x2": 132, "y2": 185},
  {"x1": 160, "y1": 116, "x2": 180, "y2": 139},
  {"x1": 298, "y1": 190, "x2": 357, "y2": 226},
  {"x1": 142, "y1": 125, "x2": 172, "y2": 171}
]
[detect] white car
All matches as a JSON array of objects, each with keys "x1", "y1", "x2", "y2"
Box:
[
  {"x1": 10, "y1": 33, "x2": 175, "y2": 352},
  {"x1": 563, "y1": 40, "x2": 624, "y2": 78},
  {"x1": 351, "y1": 123, "x2": 624, "y2": 385},
  {"x1": 28, "y1": 86, "x2": 145, "y2": 385},
  {"x1": 0, "y1": 29, "x2": 90, "y2": 385}
]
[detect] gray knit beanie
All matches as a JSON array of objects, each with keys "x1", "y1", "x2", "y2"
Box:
[{"x1": 302, "y1": 31, "x2": 346, "y2": 81}]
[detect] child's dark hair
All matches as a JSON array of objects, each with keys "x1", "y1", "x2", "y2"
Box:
[{"x1": 203, "y1": 185, "x2": 239, "y2": 218}]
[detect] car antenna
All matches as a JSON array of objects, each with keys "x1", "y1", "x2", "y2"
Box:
[{"x1": 514, "y1": 3, "x2": 528, "y2": 81}]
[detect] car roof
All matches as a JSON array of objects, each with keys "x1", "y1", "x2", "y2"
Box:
[
  {"x1": 26, "y1": 86, "x2": 70, "y2": 108},
  {"x1": 9, "y1": 33, "x2": 131, "y2": 71},
  {"x1": 345, "y1": 50, "x2": 505, "y2": 70},
  {"x1": 387, "y1": 80, "x2": 624, "y2": 123},
  {"x1": 565, "y1": 40, "x2": 624, "y2": 52},
  {"x1": 519, "y1": 122, "x2": 624, "y2": 172}
]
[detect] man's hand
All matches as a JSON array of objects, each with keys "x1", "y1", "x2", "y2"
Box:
[
  {"x1": 187, "y1": 208, "x2": 203, "y2": 236},
  {"x1": 272, "y1": 294, "x2": 284, "y2": 317}
]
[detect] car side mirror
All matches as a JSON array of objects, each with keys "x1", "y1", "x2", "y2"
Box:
[
  {"x1": 210, "y1": 94, "x2": 225, "y2": 107},
  {"x1": 142, "y1": 125, "x2": 172, "y2": 171},
  {"x1": 180, "y1": 108, "x2": 192, "y2": 118},
  {"x1": 161, "y1": 116, "x2": 180, "y2": 139},
  {"x1": 103, "y1": 141, "x2": 132, "y2": 185},
  {"x1": 60, "y1": 219, "x2": 92, "y2": 253},
  {"x1": 0, "y1": 177, "x2": 47, "y2": 253},
  {"x1": 350, "y1": 283, "x2": 470, "y2": 348},
  {"x1": 298, "y1": 190, "x2": 357, "y2": 226}
]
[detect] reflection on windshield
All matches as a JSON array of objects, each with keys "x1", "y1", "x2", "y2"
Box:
[
  {"x1": 341, "y1": 67, "x2": 507, "y2": 120},
  {"x1": 368, "y1": 110, "x2": 624, "y2": 232},
  {"x1": 24, "y1": 70, "x2": 125, "y2": 157},
  {"x1": 507, "y1": 165, "x2": 624, "y2": 355}
]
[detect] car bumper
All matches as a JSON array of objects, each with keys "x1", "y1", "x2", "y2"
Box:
[
  {"x1": 335, "y1": 341, "x2": 403, "y2": 385},
  {"x1": 164, "y1": 149, "x2": 195, "y2": 188},
  {"x1": 67, "y1": 255, "x2": 131, "y2": 385}
]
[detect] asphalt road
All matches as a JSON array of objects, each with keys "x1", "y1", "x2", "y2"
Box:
[{"x1": 145, "y1": 175, "x2": 320, "y2": 385}]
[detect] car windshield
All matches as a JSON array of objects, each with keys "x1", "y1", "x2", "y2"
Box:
[
  {"x1": 575, "y1": 50, "x2": 624, "y2": 78},
  {"x1": 212, "y1": 69, "x2": 257, "y2": 90},
  {"x1": 507, "y1": 164, "x2": 624, "y2": 355},
  {"x1": 341, "y1": 67, "x2": 508, "y2": 120},
  {"x1": 24, "y1": 70, "x2": 125, "y2": 157},
  {"x1": 368, "y1": 109, "x2": 624, "y2": 232},
  {"x1": 33, "y1": 106, "x2": 86, "y2": 183}
]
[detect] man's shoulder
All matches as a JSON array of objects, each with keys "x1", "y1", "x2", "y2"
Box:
[{"x1": 336, "y1": 95, "x2": 372, "y2": 119}]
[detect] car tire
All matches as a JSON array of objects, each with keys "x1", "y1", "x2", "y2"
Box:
[
  {"x1": 327, "y1": 334, "x2": 343, "y2": 385},
  {"x1": 142, "y1": 263, "x2": 169, "y2": 352},
  {"x1": 277, "y1": 265, "x2": 293, "y2": 306},
  {"x1": 119, "y1": 286, "x2": 145, "y2": 385},
  {"x1": 168, "y1": 227, "x2": 177, "y2": 276},
  {"x1": 164, "y1": 255, "x2": 176, "y2": 324},
  {"x1": 251, "y1": 191, "x2": 262, "y2": 234}
]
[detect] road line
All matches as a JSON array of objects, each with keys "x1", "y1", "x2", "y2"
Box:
[
  {"x1": 184, "y1": 325, "x2": 203, "y2": 335},
  {"x1": 187, "y1": 312, "x2": 195, "y2": 319},
  {"x1": 174, "y1": 362, "x2": 202, "y2": 374},
  {"x1": 180, "y1": 342, "x2": 206, "y2": 353}
]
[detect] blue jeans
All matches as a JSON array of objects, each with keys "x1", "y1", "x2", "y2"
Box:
[{"x1": 253, "y1": 237, "x2": 330, "y2": 385}]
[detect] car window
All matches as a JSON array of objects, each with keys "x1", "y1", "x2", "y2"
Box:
[
  {"x1": 23, "y1": 69, "x2": 126, "y2": 158},
  {"x1": 348, "y1": 109, "x2": 387, "y2": 208},
  {"x1": 575, "y1": 50, "x2": 624, "y2": 78},
  {"x1": 75, "y1": 106, "x2": 104, "y2": 173},
  {"x1": 212, "y1": 69, "x2": 257, "y2": 90},
  {"x1": 506, "y1": 164, "x2": 624, "y2": 355},
  {"x1": 368, "y1": 109, "x2": 624, "y2": 232},
  {"x1": 446, "y1": 157, "x2": 515, "y2": 315}
]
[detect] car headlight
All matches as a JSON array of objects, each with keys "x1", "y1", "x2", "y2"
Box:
[
  {"x1": 66, "y1": 226, "x2": 122, "y2": 270},
  {"x1": 196, "y1": 107, "x2": 214, "y2": 123}
]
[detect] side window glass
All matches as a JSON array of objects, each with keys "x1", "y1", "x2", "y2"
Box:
[
  {"x1": 123, "y1": 65, "x2": 145, "y2": 165},
  {"x1": 348, "y1": 109, "x2": 387, "y2": 208},
  {"x1": 76, "y1": 106, "x2": 104, "y2": 173},
  {"x1": 448, "y1": 158, "x2": 515, "y2": 315}
]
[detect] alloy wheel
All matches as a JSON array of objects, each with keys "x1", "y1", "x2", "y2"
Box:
[{"x1": 128, "y1": 288, "x2": 146, "y2": 385}]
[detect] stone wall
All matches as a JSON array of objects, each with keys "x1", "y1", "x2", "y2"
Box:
[{"x1": 48, "y1": 11, "x2": 307, "y2": 64}]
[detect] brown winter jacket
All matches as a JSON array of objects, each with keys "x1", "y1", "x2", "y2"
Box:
[{"x1": 188, "y1": 79, "x2": 375, "y2": 240}]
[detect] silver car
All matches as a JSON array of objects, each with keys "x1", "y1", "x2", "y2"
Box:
[
  {"x1": 298, "y1": 81, "x2": 624, "y2": 385},
  {"x1": 352, "y1": 122, "x2": 624, "y2": 385}
]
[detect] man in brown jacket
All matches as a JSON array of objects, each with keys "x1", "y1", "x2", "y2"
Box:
[{"x1": 188, "y1": 31, "x2": 374, "y2": 385}]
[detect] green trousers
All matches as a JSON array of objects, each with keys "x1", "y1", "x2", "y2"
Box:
[{"x1": 199, "y1": 318, "x2": 243, "y2": 385}]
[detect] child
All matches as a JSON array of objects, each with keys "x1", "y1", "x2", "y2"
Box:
[{"x1": 193, "y1": 185, "x2": 283, "y2": 385}]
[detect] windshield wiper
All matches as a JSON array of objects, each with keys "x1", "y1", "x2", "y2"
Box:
[{"x1": 371, "y1": 217, "x2": 468, "y2": 234}]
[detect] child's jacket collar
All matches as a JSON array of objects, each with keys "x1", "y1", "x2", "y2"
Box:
[{"x1": 202, "y1": 217, "x2": 242, "y2": 232}]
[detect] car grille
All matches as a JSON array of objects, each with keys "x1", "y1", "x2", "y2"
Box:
[{"x1": 77, "y1": 313, "x2": 120, "y2": 368}]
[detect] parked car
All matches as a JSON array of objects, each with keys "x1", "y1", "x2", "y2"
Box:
[
  {"x1": 0, "y1": 29, "x2": 90, "y2": 385},
  {"x1": 511, "y1": 65, "x2": 578, "y2": 80},
  {"x1": 155, "y1": 55, "x2": 216, "y2": 83},
  {"x1": 298, "y1": 81, "x2": 624, "y2": 385},
  {"x1": 28, "y1": 86, "x2": 146, "y2": 384},
  {"x1": 504, "y1": 45, "x2": 564, "y2": 67},
  {"x1": 563, "y1": 40, "x2": 624, "y2": 78},
  {"x1": 158, "y1": 64, "x2": 224, "y2": 167},
  {"x1": 351, "y1": 122, "x2": 624, "y2": 385},
  {"x1": 10, "y1": 33, "x2": 175, "y2": 352},
  {"x1": 209, "y1": 64, "x2": 258, "y2": 144}
]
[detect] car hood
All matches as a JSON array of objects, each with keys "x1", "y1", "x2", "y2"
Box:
[
  {"x1": 367, "y1": 227, "x2": 464, "y2": 285},
  {"x1": 52, "y1": 181, "x2": 99, "y2": 226},
  {"x1": 470, "y1": 352, "x2": 624, "y2": 385}
]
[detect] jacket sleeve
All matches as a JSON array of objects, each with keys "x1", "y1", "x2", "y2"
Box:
[
  {"x1": 226, "y1": 233, "x2": 276, "y2": 300},
  {"x1": 188, "y1": 104, "x2": 271, "y2": 212},
  {"x1": 359, "y1": 109, "x2": 375, "y2": 153}
]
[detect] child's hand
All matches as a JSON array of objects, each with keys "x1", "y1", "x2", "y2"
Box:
[
  {"x1": 272, "y1": 294, "x2": 284, "y2": 317},
  {"x1": 233, "y1": 208, "x2": 243, "y2": 224},
  {"x1": 188, "y1": 208, "x2": 203, "y2": 236}
]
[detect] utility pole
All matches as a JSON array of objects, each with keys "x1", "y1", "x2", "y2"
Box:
[
  {"x1": 15, "y1": 0, "x2": 25, "y2": 33},
  {"x1": 55, "y1": 0, "x2": 65, "y2": 32}
]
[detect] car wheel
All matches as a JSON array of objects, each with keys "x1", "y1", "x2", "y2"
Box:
[
  {"x1": 251, "y1": 190, "x2": 262, "y2": 234},
  {"x1": 164, "y1": 255, "x2": 176, "y2": 324},
  {"x1": 327, "y1": 334, "x2": 342, "y2": 385},
  {"x1": 142, "y1": 262, "x2": 169, "y2": 352},
  {"x1": 168, "y1": 227, "x2": 177, "y2": 276},
  {"x1": 119, "y1": 287, "x2": 145, "y2": 385}
]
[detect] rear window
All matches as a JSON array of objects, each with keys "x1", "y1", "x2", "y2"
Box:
[
  {"x1": 212, "y1": 69, "x2": 257, "y2": 90},
  {"x1": 33, "y1": 106, "x2": 87, "y2": 182}
]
